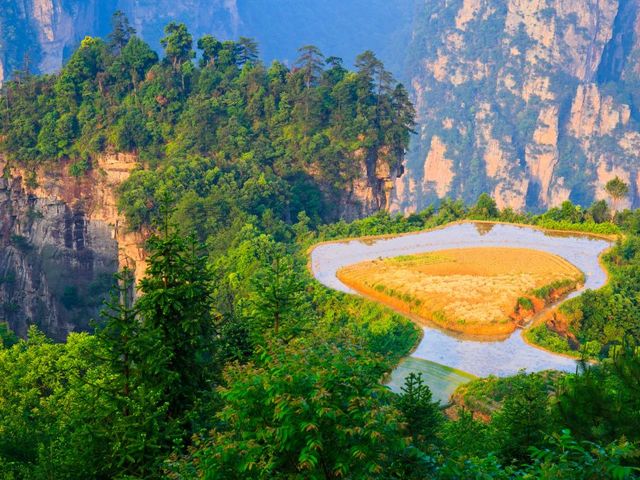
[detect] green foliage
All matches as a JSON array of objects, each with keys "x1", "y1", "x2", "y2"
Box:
[
  {"x1": 491, "y1": 371, "x2": 554, "y2": 464},
  {"x1": 0, "y1": 322, "x2": 17, "y2": 347},
  {"x1": 557, "y1": 346, "x2": 640, "y2": 445},
  {"x1": 531, "y1": 278, "x2": 580, "y2": 301},
  {"x1": 535, "y1": 218, "x2": 620, "y2": 235},
  {"x1": 2, "y1": 12, "x2": 640, "y2": 479},
  {"x1": 397, "y1": 372, "x2": 442, "y2": 449},
  {"x1": 605, "y1": 176, "x2": 630, "y2": 210},
  {"x1": 525, "y1": 324, "x2": 574, "y2": 355},
  {"x1": 526, "y1": 429, "x2": 639, "y2": 479},
  {"x1": 176, "y1": 336, "x2": 415, "y2": 479},
  {"x1": 517, "y1": 296, "x2": 534, "y2": 311},
  {"x1": 248, "y1": 244, "x2": 306, "y2": 337},
  {"x1": 136, "y1": 219, "x2": 217, "y2": 421},
  {"x1": 468, "y1": 193, "x2": 499, "y2": 219},
  {"x1": 1, "y1": 17, "x2": 414, "y2": 233}
]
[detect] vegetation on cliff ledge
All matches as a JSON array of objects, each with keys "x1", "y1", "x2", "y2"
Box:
[
  {"x1": 0, "y1": 12, "x2": 639, "y2": 480},
  {"x1": 0, "y1": 14, "x2": 413, "y2": 223}
]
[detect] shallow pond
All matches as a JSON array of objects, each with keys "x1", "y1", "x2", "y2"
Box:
[{"x1": 310, "y1": 222, "x2": 612, "y2": 399}]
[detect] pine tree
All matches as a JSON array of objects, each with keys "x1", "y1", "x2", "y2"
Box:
[
  {"x1": 93, "y1": 267, "x2": 172, "y2": 477},
  {"x1": 397, "y1": 372, "x2": 441, "y2": 448},
  {"x1": 136, "y1": 215, "x2": 216, "y2": 420},
  {"x1": 236, "y1": 37, "x2": 259, "y2": 66},
  {"x1": 108, "y1": 10, "x2": 135, "y2": 55}
]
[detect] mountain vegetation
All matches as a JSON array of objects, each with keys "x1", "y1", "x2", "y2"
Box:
[
  {"x1": 0, "y1": 13, "x2": 414, "y2": 223},
  {"x1": 0, "y1": 13, "x2": 639, "y2": 480}
]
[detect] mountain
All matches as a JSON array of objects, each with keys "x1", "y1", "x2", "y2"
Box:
[
  {"x1": 392, "y1": 0, "x2": 640, "y2": 212},
  {"x1": 0, "y1": 0, "x2": 413, "y2": 85},
  {"x1": 3, "y1": 1, "x2": 639, "y2": 213}
]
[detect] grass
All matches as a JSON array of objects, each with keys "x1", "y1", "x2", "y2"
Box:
[
  {"x1": 337, "y1": 247, "x2": 584, "y2": 336},
  {"x1": 386, "y1": 357, "x2": 477, "y2": 405}
]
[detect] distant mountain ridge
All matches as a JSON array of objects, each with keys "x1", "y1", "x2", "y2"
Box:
[
  {"x1": 2, "y1": 0, "x2": 640, "y2": 212},
  {"x1": 0, "y1": 0, "x2": 413, "y2": 84}
]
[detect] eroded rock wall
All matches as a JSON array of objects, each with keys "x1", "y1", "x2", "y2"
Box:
[
  {"x1": 335, "y1": 146, "x2": 405, "y2": 221},
  {"x1": 393, "y1": 0, "x2": 640, "y2": 212},
  {"x1": 0, "y1": 154, "x2": 143, "y2": 340}
]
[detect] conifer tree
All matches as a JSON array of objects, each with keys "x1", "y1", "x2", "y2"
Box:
[
  {"x1": 136, "y1": 211, "x2": 216, "y2": 420},
  {"x1": 397, "y1": 372, "x2": 441, "y2": 448}
]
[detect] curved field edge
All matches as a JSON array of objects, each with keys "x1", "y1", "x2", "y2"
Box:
[
  {"x1": 335, "y1": 248, "x2": 584, "y2": 337},
  {"x1": 307, "y1": 220, "x2": 615, "y2": 360},
  {"x1": 522, "y1": 244, "x2": 615, "y2": 359}
]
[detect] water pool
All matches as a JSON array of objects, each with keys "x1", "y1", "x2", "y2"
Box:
[{"x1": 310, "y1": 222, "x2": 612, "y2": 398}]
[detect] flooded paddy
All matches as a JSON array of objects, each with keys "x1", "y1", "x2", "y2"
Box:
[{"x1": 310, "y1": 222, "x2": 612, "y2": 399}]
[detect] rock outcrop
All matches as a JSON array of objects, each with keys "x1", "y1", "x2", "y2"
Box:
[
  {"x1": 0, "y1": 0, "x2": 413, "y2": 86},
  {"x1": 337, "y1": 146, "x2": 404, "y2": 221},
  {"x1": 0, "y1": 154, "x2": 143, "y2": 340},
  {"x1": 392, "y1": 0, "x2": 640, "y2": 212}
]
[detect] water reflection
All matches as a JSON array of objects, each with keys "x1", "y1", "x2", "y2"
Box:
[
  {"x1": 310, "y1": 222, "x2": 612, "y2": 391},
  {"x1": 474, "y1": 221, "x2": 495, "y2": 236}
]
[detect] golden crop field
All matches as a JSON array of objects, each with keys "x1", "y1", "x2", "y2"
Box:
[{"x1": 336, "y1": 247, "x2": 584, "y2": 336}]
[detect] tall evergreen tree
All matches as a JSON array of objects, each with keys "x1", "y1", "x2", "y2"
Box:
[
  {"x1": 108, "y1": 10, "x2": 135, "y2": 55},
  {"x1": 136, "y1": 215, "x2": 217, "y2": 420}
]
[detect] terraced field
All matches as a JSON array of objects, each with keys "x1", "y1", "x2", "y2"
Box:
[{"x1": 337, "y1": 247, "x2": 584, "y2": 336}]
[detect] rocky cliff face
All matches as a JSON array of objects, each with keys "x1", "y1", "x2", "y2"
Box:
[
  {"x1": 0, "y1": 0, "x2": 412, "y2": 85},
  {"x1": 0, "y1": 154, "x2": 143, "y2": 340},
  {"x1": 336, "y1": 147, "x2": 404, "y2": 221},
  {"x1": 392, "y1": 0, "x2": 640, "y2": 212}
]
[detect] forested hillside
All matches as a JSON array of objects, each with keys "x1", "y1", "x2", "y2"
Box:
[
  {"x1": 1, "y1": 15, "x2": 413, "y2": 222},
  {"x1": 0, "y1": 15, "x2": 414, "y2": 339},
  {"x1": 0, "y1": 11, "x2": 639, "y2": 480},
  {"x1": 1, "y1": 192, "x2": 640, "y2": 478}
]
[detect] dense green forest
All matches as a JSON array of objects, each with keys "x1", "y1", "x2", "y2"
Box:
[
  {"x1": 0, "y1": 13, "x2": 413, "y2": 223},
  {"x1": 1, "y1": 14, "x2": 640, "y2": 479}
]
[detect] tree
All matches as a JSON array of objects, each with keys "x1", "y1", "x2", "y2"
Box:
[
  {"x1": 397, "y1": 372, "x2": 441, "y2": 448},
  {"x1": 236, "y1": 36, "x2": 259, "y2": 66},
  {"x1": 92, "y1": 268, "x2": 171, "y2": 477},
  {"x1": 295, "y1": 45, "x2": 325, "y2": 89},
  {"x1": 250, "y1": 245, "x2": 305, "y2": 336},
  {"x1": 160, "y1": 22, "x2": 194, "y2": 72},
  {"x1": 120, "y1": 36, "x2": 158, "y2": 89},
  {"x1": 469, "y1": 193, "x2": 499, "y2": 219},
  {"x1": 492, "y1": 372, "x2": 551, "y2": 464},
  {"x1": 605, "y1": 177, "x2": 629, "y2": 211},
  {"x1": 136, "y1": 216, "x2": 217, "y2": 420},
  {"x1": 108, "y1": 10, "x2": 135, "y2": 54},
  {"x1": 114, "y1": 109, "x2": 151, "y2": 151},
  {"x1": 588, "y1": 199, "x2": 610, "y2": 223},
  {"x1": 197, "y1": 34, "x2": 222, "y2": 68},
  {"x1": 177, "y1": 337, "x2": 411, "y2": 479}
]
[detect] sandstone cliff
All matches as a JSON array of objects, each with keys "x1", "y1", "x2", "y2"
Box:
[
  {"x1": 336, "y1": 146, "x2": 405, "y2": 221},
  {"x1": 392, "y1": 0, "x2": 640, "y2": 212},
  {"x1": 0, "y1": 0, "x2": 238, "y2": 86},
  {"x1": 0, "y1": 154, "x2": 144, "y2": 340}
]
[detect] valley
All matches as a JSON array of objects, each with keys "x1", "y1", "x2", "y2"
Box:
[
  {"x1": 311, "y1": 222, "x2": 612, "y2": 398},
  {"x1": 1, "y1": 4, "x2": 640, "y2": 476}
]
